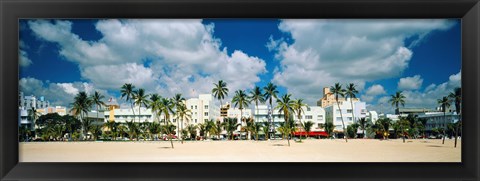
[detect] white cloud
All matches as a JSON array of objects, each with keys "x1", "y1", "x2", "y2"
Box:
[
  {"x1": 270, "y1": 19, "x2": 456, "y2": 105},
  {"x1": 398, "y1": 75, "x2": 423, "y2": 90},
  {"x1": 19, "y1": 40, "x2": 32, "y2": 67},
  {"x1": 28, "y1": 19, "x2": 267, "y2": 100},
  {"x1": 56, "y1": 83, "x2": 79, "y2": 96},
  {"x1": 367, "y1": 71, "x2": 461, "y2": 114},
  {"x1": 19, "y1": 50, "x2": 33, "y2": 67},
  {"x1": 360, "y1": 84, "x2": 386, "y2": 102},
  {"x1": 365, "y1": 84, "x2": 386, "y2": 96},
  {"x1": 19, "y1": 77, "x2": 114, "y2": 107}
]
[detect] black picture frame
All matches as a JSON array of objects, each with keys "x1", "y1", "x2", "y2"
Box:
[{"x1": 1, "y1": 0, "x2": 479, "y2": 180}]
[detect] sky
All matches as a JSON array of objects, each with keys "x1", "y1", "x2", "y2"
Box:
[{"x1": 19, "y1": 19, "x2": 461, "y2": 114}]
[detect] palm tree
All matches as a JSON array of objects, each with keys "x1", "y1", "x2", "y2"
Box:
[
  {"x1": 278, "y1": 117, "x2": 296, "y2": 146},
  {"x1": 323, "y1": 122, "x2": 335, "y2": 139},
  {"x1": 148, "y1": 94, "x2": 162, "y2": 123},
  {"x1": 198, "y1": 123, "x2": 206, "y2": 139},
  {"x1": 212, "y1": 120, "x2": 223, "y2": 140},
  {"x1": 205, "y1": 119, "x2": 216, "y2": 140},
  {"x1": 160, "y1": 98, "x2": 175, "y2": 125},
  {"x1": 350, "y1": 122, "x2": 360, "y2": 138},
  {"x1": 89, "y1": 124, "x2": 102, "y2": 141},
  {"x1": 104, "y1": 121, "x2": 117, "y2": 140},
  {"x1": 186, "y1": 124, "x2": 198, "y2": 140},
  {"x1": 28, "y1": 107, "x2": 41, "y2": 130},
  {"x1": 345, "y1": 83, "x2": 359, "y2": 123},
  {"x1": 389, "y1": 91, "x2": 406, "y2": 115},
  {"x1": 249, "y1": 86, "x2": 265, "y2": 123},
  {"x1": 449, "y1": 87, "x2": 461, "y2": 148},
  {"x1": 133, "y1": 88, "x2": 149, "y2": 123},
  {"x1": 242, "y1": 118, "x2": 255, "y2": 140},
  {"x1": 172, "y1": 94, "x2": 186, "y2": 139},
  {"x1": 176, "y1": 103, "x2": 191, "y2": 144},
  {"x1": 249, "y1": 122, "x2": 263, "y2": 141},
  {"x1": 148, "y1": 121, "x2": 161, "y2": 140},
  {"x1": 121, "y1": 83, "x2": 137, "y2": 123},
  {"x1": 126, "y1": 121, "x2": 139, "y2": 141},
  {"x1": 117, "y1": 123, "x2": 127, "y2": 140},
  {"x1": 90, "y1": 91, "x2": 106, "y2": 124},
  {"x1": 53, "y1": 124, "x2": 66, "y2": 141},
  {"x1": 232, "y1": 90, "x2": 251, "y2": 139},
  {"x1": 263, "y1": 82, "x2": 279, "y2": 138},
  {"x1": 292, "y1": 98, "x2": 308, "y2": 141},
  {"x1": 262, "y1": 122, "x2": 271, "y2": 140},
  {"x1": 376, "y1": 118, "x2": 392, "y2": 140},
  {"x1": 358, "y1": 118, "x2": 368, "y2": 139},
  {"x1": 438, "y1": 96, "x2": 451, "y2": 145},
  {"x1": 70, "y1": 91, "x2": 92, "y2": 140},
  {"x1": 223, "y1": 118, "x2": 240, "y2": 140},
  {"x1": 160, "y1": 98, "x2": 176, "y2": 147},
  {"x1": 275, "y1": 94, "x2": 294, "y2": 146},
  {"x1": 330, "y1": 83, "x2": 348, "y2": 142},
  {"x1": 212, "y1": 80, "x2": 229, "y2": 110},
  {"x1": 302, "y1": 121, "x2": 314, "y2": 139},
  {"x1": 163, "y1": 124, "x2": 176, "y2": 148}
]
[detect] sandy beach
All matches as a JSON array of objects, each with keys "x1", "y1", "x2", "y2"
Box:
[{"x1": 19, "y1": 139, "x2": 461, "y2": 162}]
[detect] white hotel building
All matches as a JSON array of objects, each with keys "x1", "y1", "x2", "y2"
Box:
[
  {"x1": 253, "y1": 104, "x2": 326, "y2": 133},
  {"x1": 101, "y1": 94, "x2": 220, "y2": 134},
  {"x1": 18, "y1": 92, "x2": 67, "y2": 130},
  {"x1": 324, "y1": 98, "x2": 367, "y2": 132}
]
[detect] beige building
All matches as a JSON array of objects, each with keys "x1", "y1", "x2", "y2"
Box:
[
  {"x1": 36, "y1": 106, "x2": 67, "y2": 116},
  {"x1": 317, "y1": 87, "x2": 359, "y2": 108}
]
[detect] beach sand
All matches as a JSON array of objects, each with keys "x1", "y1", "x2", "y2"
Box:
[{"x1": 19, "y1": 139, "x2": 461, "y2": 162}]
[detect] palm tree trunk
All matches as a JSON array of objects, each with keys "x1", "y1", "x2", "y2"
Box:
[
  {"x1": 442, "y1": 111, "x2": 446, "y2": 144},
  {"x1": 350, "y1": 100, "x2": 355, "y2": 124},
  {"x1": 350, "y1": 100, "x2": 356, "y2": 138},
  {"x1": 131, "y1": 101, "x2": 136, "y2": 123},
  {"x1": 287, "y1": 132, "x2": 290, "y2": 146},
  {"x1": 299, "y1": 115, "x2": 303, "y2": 141},
  {"x1": 181, "y1": 119, "x2": 184, "y2": 144},
  {"x1": 454, "y1": 119, "x2": 460, "y2": 148},
  {"x1": 96, "y1": 105, "x2": 99, "y2": 124},
  {"x1": 363, "y1": 128, "x2": 366, "y2": 139},
  {"x1": 240, "y1": 109, "x2": 245, "y2": 140},
  {"x1": 336, "y1": 101, "x2": 348, "y2": 143},
  {"x1": 270, "y1": 99, "x2": 275, "y2": 140}
]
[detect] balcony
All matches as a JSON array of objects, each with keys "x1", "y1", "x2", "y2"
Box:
[{"x1": 20, "y1": 119, "x2": 32, "y2": 124}]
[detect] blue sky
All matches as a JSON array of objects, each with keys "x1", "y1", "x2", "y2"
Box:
[{"x1": 19, "y1": 19, "x2": 461, "y2": 113}]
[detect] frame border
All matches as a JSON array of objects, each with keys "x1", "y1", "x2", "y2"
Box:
[{"x1": 1, "y1": 0, "x2": 479, "y2": 180}]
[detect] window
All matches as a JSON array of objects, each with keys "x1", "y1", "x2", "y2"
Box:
[
  {"x1": 195, "y1": 119, "x2": 197, "y2": 123},
  {"x1": 336, "y1": 117, "x2": 342, "y2": 122},
  {"x1": 204, "y1": 119, "x2": 208, "y2": 122},
  {"x1": 173, "y1": 119, "x2": 176, "y2": 123},
  {"x1": 195, "y1": 105, "x2": 197, "y2": 109},
  {"x1": 191, "y1": 106, "x2": 193, "y2": 109},
  {"x1": 305, "y1": 115, "x2": 313, "y2": 119},
  {"x1": 347, "y1": 117, "x2": 353, "y2": 121},
  {"x1": 307, "y1": 107, "x2": 311, "y2": 111},
  {"x1": 204, "y1": 105, "x2": 208, "y2": 109},
  {"x1": 347, "y1": 109, "x2": 353, "y2": 113},
  {"x1": 195, "y1": 112, "x2": 197, "y2": 115},
  {"x1": 204, "y1": 112, "x2": 208, "y2": 116}
]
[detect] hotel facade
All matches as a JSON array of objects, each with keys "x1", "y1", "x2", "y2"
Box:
[
  {"x1": 253, "y1": 104, "x2": 326, "y2": 134},
  {"x1": 100, "y1": 94, "x2": 221, "y2": 134},
  {"x1": 324, "y1": 99, "x2": 367, "y2": 132},
  {"x1": 18, "y1": 92, "x2": 66, "y2": 130}
]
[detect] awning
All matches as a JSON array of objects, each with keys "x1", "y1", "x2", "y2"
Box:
[{"x1": 293, "y1": 131, "x2": 328, "y2": 137}]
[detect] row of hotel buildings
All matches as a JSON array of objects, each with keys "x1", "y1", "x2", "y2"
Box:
[{"x1": 19, "y1": 87, "x2": 459, "y2": 138}]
